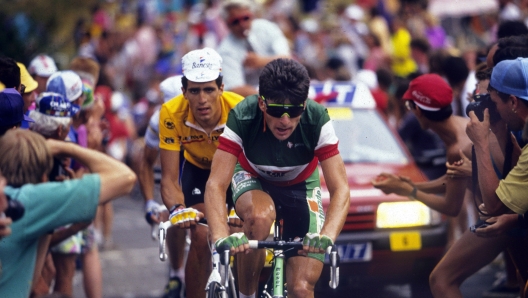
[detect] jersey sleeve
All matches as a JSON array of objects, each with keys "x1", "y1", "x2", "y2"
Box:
[
  {"x1": 158, "y1": 104, "x2": 181, "y2": 151},
  {"x1": 218, "y1": 107, "x2": 244, "y2": 156},
  {"x1": 314, "y1": 108, "x2": 339, "y2": 161}
]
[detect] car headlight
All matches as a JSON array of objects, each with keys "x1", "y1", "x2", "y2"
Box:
[{"x1": 376, "y1": 201, "x2": 441, "y2": 228}]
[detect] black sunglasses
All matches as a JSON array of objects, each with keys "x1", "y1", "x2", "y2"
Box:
[
  {"x1": 229, "y1": 15, "x2": 251, "y2": 26},
  {"x1": 262, "y1": 96, "x2": 305, "y2": 118},
  {"x1": 20, "y1": 84, "x2": 26, "y2": 94}
]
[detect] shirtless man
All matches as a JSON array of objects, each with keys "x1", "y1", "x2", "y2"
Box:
[{"x1": 372, "y1": 74, "x2": 476, "y2": 297}]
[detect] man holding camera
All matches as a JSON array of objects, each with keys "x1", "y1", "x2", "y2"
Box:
[{"x1": 467, "y1": 57, "x2": 528, "y2": 216}]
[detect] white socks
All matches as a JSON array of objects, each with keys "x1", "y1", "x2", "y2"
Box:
[{"x1": 169, "y1": 267, "x2": 185, "y2": 280}]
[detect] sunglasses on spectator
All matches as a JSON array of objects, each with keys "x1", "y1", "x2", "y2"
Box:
[
  {"x1": 19, "y1": 84, "x2": 26, "y2": 95},
  {"x1": 261, "y1": 96, "x2": 305, "y2": 118},
  {"x1": 229, "y1": 15, "x2": 252, "y2": 26}
]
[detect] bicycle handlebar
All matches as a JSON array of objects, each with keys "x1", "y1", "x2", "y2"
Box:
[{"x1": 247, "y1": 240, "x2": 340, "y2": 289}]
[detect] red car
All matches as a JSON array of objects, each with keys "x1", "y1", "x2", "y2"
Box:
[{"x1": 312, "y1": 82, "x2": 448, "y2": 294}]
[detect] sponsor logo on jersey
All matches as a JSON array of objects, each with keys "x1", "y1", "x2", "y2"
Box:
[
  {"x1": 192, "y1": 188, "x2": 201, "y2": 195},
  {"x1": 164, "y1": 137, "x2": 175, "y2": 144},
  {"x1": 262, "y1": 170, "x2": 287, "y2": 178},
  {"x1": 307, "y1": 187, "x2": 325, "y2": 231},
  {"x1": 164, "y1": 119, "x2": 175, "y2": 129}
]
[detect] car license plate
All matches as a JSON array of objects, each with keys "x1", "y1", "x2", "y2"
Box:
[
  {"x1": 390, "y1": 231, "x2": 421, "y2": 251},
  {"x1": 326, "y1": 242, "x2": 372, "y2": 263}
]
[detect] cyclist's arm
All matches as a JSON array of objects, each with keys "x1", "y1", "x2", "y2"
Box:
[
  {"x1": 160, "y1": 149, "x2": 184, "y2": 209},
  {"x1": 205, "y1": 149, "x2": 238, "y2": 243},
  {"x1": 139, "y1": 145, "x2": 159, "y2": 205},
  {"x1": 46, "y1": 139, "x2": 137, "y2": 204},
  {"x1": 319, "y1": 154, "x2": 350, "y2": 242}
]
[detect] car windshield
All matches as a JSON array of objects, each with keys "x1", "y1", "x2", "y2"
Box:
[{"x1": 329, "y1": 108, "x2": 408, "y2": 164}]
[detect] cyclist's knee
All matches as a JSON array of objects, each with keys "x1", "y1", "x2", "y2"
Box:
[
  {"x1": 287, "y1": 280, "x2": 315, "y2": 298},
  {"x1": 243, "y1": 212, "x2": 273, "y2": 239}
]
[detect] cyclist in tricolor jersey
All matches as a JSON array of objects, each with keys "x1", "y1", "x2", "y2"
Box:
[{"x1": 205, "y1": 58, "x2": 350, "y2": 298}]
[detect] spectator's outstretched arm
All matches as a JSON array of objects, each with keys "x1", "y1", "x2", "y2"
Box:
[{"x1": 46, "y1": 139, "x2": 137, "y2": 204}]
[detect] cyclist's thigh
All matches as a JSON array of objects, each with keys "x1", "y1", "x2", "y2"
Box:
[
  {"x1": 181, "y1": 159, "x2": 234, "y2": 210},
  {"x1": 231, "y1": 164, "x2": 274, "y2": 220},
  {"x1": 431, "y1": 229, "x2": 511, "y2": 285},
  {"x1": 265, "y1": 170, "x2": 325, "y2": 261},
  {"x1": 286, "y1": 256, "x2": 323, "y2": 291}
]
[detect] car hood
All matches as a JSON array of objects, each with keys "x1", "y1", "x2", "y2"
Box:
[{"x1": 320, "y1": 162, "x2": 428, "y2": 208}]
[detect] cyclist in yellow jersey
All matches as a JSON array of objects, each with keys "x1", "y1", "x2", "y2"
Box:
[{"x1": 158, "y1": 47, "x2": 244, "y2": 298}]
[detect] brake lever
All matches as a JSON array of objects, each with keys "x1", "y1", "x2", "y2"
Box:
[
  {"x1": 328, "y1": 245, "x2": 340, "y2": 289},
  {"x1": 158, "y1": 221, "x2": 171, "y2": 261}
]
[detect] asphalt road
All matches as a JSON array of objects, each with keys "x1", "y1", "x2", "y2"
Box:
[{"x1": 72, "y1": 185, "x2": 509, "y2": 298}]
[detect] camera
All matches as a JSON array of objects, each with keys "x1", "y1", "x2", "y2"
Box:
[
  {"x1": 4, "y1": 195, "x2": 25, "y2": 222},
  {"x1": 469, "y1": 219, "x2": 491, "y2": 233},
  {"x1": 465, "y1": 93, "x2": 501, "y2": 123}
]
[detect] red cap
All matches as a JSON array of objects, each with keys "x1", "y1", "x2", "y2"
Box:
[{"x1": 403, "y1": 74, "x2": 452, "y2": 111}]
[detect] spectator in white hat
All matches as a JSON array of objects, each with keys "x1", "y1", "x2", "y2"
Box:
[
  {"x1": 28, "y1": 54, "x2": 58, "y2": 95},
  {"x1": 46, "y1": 70, "x2": 84, "y2": 106}
]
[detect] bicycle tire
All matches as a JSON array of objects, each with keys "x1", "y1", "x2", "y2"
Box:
[{"x1": 207, "y1": 281, "x2": 224, "y2": 298}]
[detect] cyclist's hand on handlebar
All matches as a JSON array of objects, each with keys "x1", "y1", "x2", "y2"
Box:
[
  {"x1": 144, "y1": 200, "x2": 168, "y2": 225},
  {"x1": 301, "y1": 233, "x2": 334, "y2": 255},
  {"x1": 169, "y1": 207, "x2": 204, "y2": 229},
  {"x1": 227, "y1": 208, "x2": 243, "y2": 228},
  {"x1": 215, "y1": 232, "x2": 249, "y2": 254}
]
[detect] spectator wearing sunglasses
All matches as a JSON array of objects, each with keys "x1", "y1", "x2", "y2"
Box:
[
  {"x1": 158, "y1": 47, "x2": 244, "y2": 298},
  {"x1": 16, "y1": 62, "x2": 39, "y2": 130},
  {"x1": 205, "y1": 58, "x2": 349, "y2": 298},
  {"x1": 218, "y1": 0, "x2": 291, "y2": 97}
]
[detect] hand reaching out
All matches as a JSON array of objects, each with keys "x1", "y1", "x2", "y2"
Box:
[
  {"x1": 446, "y1": 149, "x2": 472, "y2": 178},
  {"x1": 372, "y1": 173, "x2": 414, "y2": 196}
]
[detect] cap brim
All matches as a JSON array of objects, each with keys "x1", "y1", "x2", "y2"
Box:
[
  {"x1": 402, "y1": 89, "x2": 413, "y2": 101},
  {"x1": 24, "y1": 80, "x2": 39, "y2": 93},
  {"x1": 23, "y1": 114, "x2": 34, "y2": 123},
  {"x1": 414, "y1": 101, "x2": 441, "y2": 111},
  {"x1": 71, "y1": 104, "x2": 81, "y2": 115}
]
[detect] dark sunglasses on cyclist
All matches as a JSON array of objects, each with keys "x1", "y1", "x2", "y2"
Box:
[
  {"x1": 229, "y1": 15, "x2": 251, "y2": 26},
  {"x1": 261, "y1": 96, "x2": 305, "y2": 118}
]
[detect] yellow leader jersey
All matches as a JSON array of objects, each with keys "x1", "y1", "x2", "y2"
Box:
[{"x1": 159, "y1": 91, "x2": 243, "y2": 169}]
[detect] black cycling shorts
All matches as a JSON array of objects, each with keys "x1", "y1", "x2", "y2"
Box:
[{"x1": 181, "y1": 159, "x2": 233, "y2": 209}]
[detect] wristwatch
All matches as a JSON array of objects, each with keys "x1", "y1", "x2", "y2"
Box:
[
  {"x1": 408, "y1": 186, "x2": 417, "y2": 200},
  {"x1": 169, "y1": 204, "x2": 184, "y2": 213}
]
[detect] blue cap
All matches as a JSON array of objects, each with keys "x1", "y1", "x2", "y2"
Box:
[
  {"x1": 46, "y1": 70, "x2": 83, "y2": 102},
  {"x1": 490, "y1": 57, "x2": 528, "y2": 101},
  {"x1": 36, "y1": 92, "x2": 80, "y2": 117},
  {"x1": 0, "y1": 88, "x2": 34, "y2": 126}
]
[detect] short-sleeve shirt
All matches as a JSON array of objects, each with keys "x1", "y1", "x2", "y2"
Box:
[
  {"x1": 217, "y1": 19, "x2": 291, "y2": 90},
  {"x1": 0, "y1": 174, "x2": 100, "y2": 298},
  {"x1": 159, "y1": 91, "x2": 243, "y2": 169},
  {"x1": 218, "y1": 95, "x2": 339, "y2": 186},
  {"x1": 497, "y1": 144, "x2": 528, "y2": 214}
]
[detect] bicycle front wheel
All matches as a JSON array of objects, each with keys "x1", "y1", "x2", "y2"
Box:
[{"x1": 207, "y1": 281, "x2": 225, "y2": 298}]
